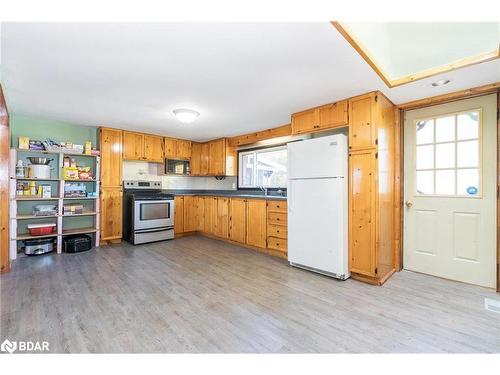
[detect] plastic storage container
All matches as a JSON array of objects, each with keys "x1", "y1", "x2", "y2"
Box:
[{"x1": 27, "y1": 223, "x2": 56, "y2": 236}]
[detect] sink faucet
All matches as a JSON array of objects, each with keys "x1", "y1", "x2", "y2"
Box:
[{"x1": 258, "y1": 185, "x2": 268, "y2": 196}]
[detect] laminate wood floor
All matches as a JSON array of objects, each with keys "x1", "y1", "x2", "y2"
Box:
[{"x1": 1, "y1": 235, "x2": 499, "y2": 353}]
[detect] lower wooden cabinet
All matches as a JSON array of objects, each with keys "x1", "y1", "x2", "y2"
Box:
[
  {"x1": 100, "y1": 187, "x2": 122, "y2": 241},
  {"x1": 246, "y1": 199, "x2": 267, "y2": 248},
  {"x1": 204, "y1": 196, "x2": 217, "y2": 234},
  {"x1": 266, "y1": 200, "x2": 288, "y2": 255},
  {"x1": 174, "y1": 196, "x2": 184, "y2": 235},
  {"x1": 184, "y1": 196, "x2": 203, "y2": 232},
  {"x1": 174, "y1": 195, "x2": 284, "y2": 257},
  {"x1": 229, "y1": 198, "x2": 247, "y2": 243},
  {"x1": 215, "y1": 197, "x2": 229, "y2": 239}
]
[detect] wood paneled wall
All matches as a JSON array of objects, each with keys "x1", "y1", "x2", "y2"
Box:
[{"x1": 0, "y1": 85, "x2": 10, "y2": 273}]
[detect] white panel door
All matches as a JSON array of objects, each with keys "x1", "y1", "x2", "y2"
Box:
[
  {"x1": 288, "y1": 178, "x2": 348, "y2": 277},
  {"x1": 288, "y1": 134, "x2": 347, "y2": 179},
  {"x1": 403, "y1": 94, "x2": 496, "y2": 287}
]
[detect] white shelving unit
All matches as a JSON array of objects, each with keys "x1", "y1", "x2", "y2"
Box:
[{"x1": 9, "y1": 148, "x2": 100, "y2": 259}]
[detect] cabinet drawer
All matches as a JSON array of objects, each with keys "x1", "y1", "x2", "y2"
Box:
[
  {"x1": 267, "y1": 237, "x2": 287, "y2": 252},
  {"x1": 267, "y1": 224, "x2": 287, "y2": 239},
  {"x1": 267, "y1": 211, "x2": 287, "y2": 225},
  {"x1": 267, "y1": 200, "x2": 287, "y2": 212}
]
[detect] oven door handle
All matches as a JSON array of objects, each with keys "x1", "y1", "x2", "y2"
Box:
[
  {"x1": 135, "y1": 226, "x2": 174, "y2": 234},
  {"x1": 135, "y1": 199, "x2": 173, "y2": 204}
]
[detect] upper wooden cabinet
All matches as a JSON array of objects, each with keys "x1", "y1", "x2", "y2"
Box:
[
  {"x1": 291, "y1": 100, "x2": 348, "y2": 135},
  {"x1": 164, "y1": 137, "x2": 192, "y2": 160},
  {"x1": 123, "y1": 131, "x2": 164, "y2": 162},
  {"x1": 143, "y1": 135, "x2": 164, "y2": 162},
  {"x1": 122, "y1": 131, "x2": 144, "y2": 161},
  {"x1": 99, "y1": 127, "x2": 123, "y2": 187},
  {"x1": 349, "y1": 93, "x2": 376, "y2": 150},
  {"x1": 190, "y1": 138, "x2": 236, "y2": 177},
  {"x1": 209, "y1": 139, "x2": 225, "y2": 176},
  {"x1": 190, "y1": 143, "x2": 202, "y2": 175}
]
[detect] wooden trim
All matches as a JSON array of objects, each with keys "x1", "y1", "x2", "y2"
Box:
[
  {"x1": 398, "y1": 82, "x2": 500, "y2": 110},
  {"x1": 497, "y1": 92, "x2": 500, "y2": 292},
  {"x1": 332, "y1": 22, "x2": 500, "y2": 88},
  {"x1": 394, "y1": 108, "x2": 403, "y2": 271},
  {"x1": 390, "y1": 50, "x2": 499, "y2": 87},
  {"x1": 331, "y1": 22, "x2": 392, "y2": 87},
  {"x1": 0, "y1": 84, "x2": 10, "y2": 273},
  {"x1": 228, "y1": 124, "x2": 292, "y2": 147}
]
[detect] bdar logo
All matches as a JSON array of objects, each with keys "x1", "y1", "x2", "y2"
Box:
[{"x1": 1, "y1": 339, "x2": 17, "y2": 354}]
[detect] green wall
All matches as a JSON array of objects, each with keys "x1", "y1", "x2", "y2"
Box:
[{"x1": 10, "y1": 115, "x2": 97, "y2": 148}]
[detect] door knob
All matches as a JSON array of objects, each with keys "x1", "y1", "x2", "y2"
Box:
[{"x1": 405, "y1": 200, "x2": 413, "y2": 208}]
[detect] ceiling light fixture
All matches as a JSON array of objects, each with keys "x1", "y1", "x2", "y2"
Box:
[
  {"x1": 431, "y1": 79, "x2": 451, "y2": 87},
  {"x1": 173, "y1": 108, "x2": 200, "y2": 124}
]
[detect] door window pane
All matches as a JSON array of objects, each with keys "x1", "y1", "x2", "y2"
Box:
[
  {"x1": 457, "y1": 112, "x2": 479, "y2": 140},
  {"x1": 416, "y1": 120, "x2": 434, "y2": 144},
  {"x1": 416, "y1": 145, "x2": 434, "y2": 169},
  {"x1": 435, "y1": 116, "x2": 455, "y2": 142},
  {"x1": 435, "y1": 143, "x2": 455, "y2": 169},
  {"x1": 457, "y1": 140, "x2": 478, "y2": 168},
  {"x1": 435, "y1": 170, "x2": 455, "y2": 195},
  {"x1": 413, "y1": 110, "x2": 481, "y2": 197},
  {"x1": 457, "y1": 169, "x2": 479, "y2": 196},
  {"x1": 416, "y1": 171, "x2": 434, "y2": 195}
]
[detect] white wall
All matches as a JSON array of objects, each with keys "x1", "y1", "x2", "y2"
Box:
[{"x1": 122, "y1": 161, "x2": 237, "y2": 190}]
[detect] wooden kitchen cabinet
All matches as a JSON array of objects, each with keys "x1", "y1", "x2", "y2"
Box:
[
  {"x1": 266, "y1": 200, "x2": 288, "y2": 256},
  {"x1": 122, "y1": 131, "x2": 145, "y2": 161},
  {"x1": 291, "y1": 108, "x2": 318, "y2": 134},
  {"x1": 123, "y1": 131, "x2": 164, "y2": 162},
  {"x1": 229, "y1": 198, "x2": 246, "y2": 243},
  {"x1": 98, "y1": 127, "x2": 124, "y2": 242},
  {"x1": 143, "y1": 134, "x2": 164, "y2": 162},
  {"x1": 177, "y1": 140, "x2": 192, "y2": 160},
  {"x1": 348, "y1": 92, "x2": 397, "y2": 285},
  {"x1": 318, "y1": 100, "x2": 348, "y2": 129},
  {"x1": 164, "y1": 137, "x2": 177, "y2": 157},
  {"x1": 204, "y1": 196, "x2": 217, "y2": 234},
  {"x1": 349, "y1": 149, "x2": 377, "y2": 276},
  {"x1": 215, "y1": 197, "x2": 229, "y2": 239},
  {"x1": 209, "y1": 139, "x2": 225, "y2": 176},
  {"x1": 99, "y1": 128, "x2": 123, "y2": 187},
  {"x1": 164, "y1": 137, "x2": 191, "y2": 160},
  {"x1": 100, "y1": 187, "x2": 123, "y2": 241},
  {"x1": 190, "y1": 143, "x2": 202, "y2": 175},
  {"x1": 200, "y1": 143, "x2": 209, "y2": 175},
  {"x1": 291, "y1": 100, "x2": 348, "y2": 135},
  {"x1": 246, "y1": 199, "x2": 267, "y2": 248},
  {"x1": 349, "y1": 93, "x2": 375, "y2": 150},
  {"x1": 183, "y1": 196, "x2": 200, "y2": 232},
  {"x1": 174, "y1": 196, "x2": 184, "y2": 235}
]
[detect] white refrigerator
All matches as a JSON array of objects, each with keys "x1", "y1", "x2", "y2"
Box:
[{"x1": 287, "y1": 134, "x2": 349, "y2": 280}]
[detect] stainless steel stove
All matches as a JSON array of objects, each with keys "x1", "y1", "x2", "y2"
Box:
[{"x1": 122, "y1": 180, "x2": 174, "y2": 245}]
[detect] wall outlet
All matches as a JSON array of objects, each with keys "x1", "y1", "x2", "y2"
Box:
[{"x1": 232, "y1": 182, "x2": 236, "y2": 189}]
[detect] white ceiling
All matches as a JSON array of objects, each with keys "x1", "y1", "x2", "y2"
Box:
[{"x1": 1, "y1": 22, "x2": 499, "y2": 141}]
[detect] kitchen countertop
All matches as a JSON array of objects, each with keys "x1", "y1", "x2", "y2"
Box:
[{"x1": 162, "y1": 189, "x2": 287, "y2": 200}]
